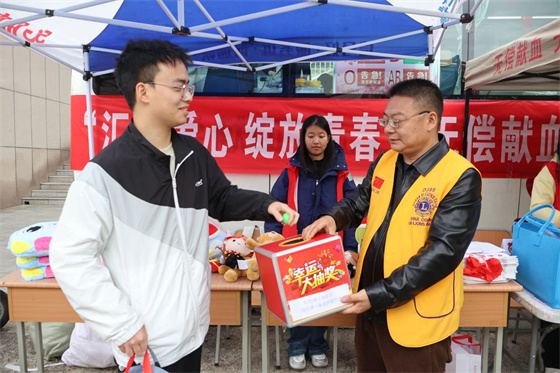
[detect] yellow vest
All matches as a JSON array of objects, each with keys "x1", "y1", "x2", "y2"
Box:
[{"x1": 354, "y1": 149, "x2": 478, "y2": 347}]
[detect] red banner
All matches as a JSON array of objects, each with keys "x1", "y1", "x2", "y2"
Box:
[
  {"x1": 467, "y1": 100, "x2": 559, "y2": 178},
  {"x1": 71, "y1": 96, "x2": 559, "y2": 178}
]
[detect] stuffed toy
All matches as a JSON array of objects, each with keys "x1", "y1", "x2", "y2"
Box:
[
  {"x1": 7, "y1": 222, "x2": 57, "y2": 258},
  {"x1": 208, "y1": 221, "x2": 226, "y2": 272},
  {"x1": 344, "y1": 250, "x2": 359, "y2": 278},
  {"x1": 16, "y1": 256, "x2": 50, "y2": 269},
  {"x1": 218, "y1": 234, "x2": 258, "y2": 282},
  {"x1": 245, "y1": 231, "x2": 285, "y2": 281},
  {"x1": 21, "y1": 266, "x2": 54, "y2": 281},
  {"x1": 7, "y1": 222, "x2": 57, "y2": 281}
]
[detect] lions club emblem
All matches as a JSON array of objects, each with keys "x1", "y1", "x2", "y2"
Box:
[{"x1": 413, "y1": 192, "x2": 438, "y2": 218}]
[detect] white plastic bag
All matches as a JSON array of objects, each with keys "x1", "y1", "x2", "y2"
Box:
[
  {"x1": 62, "y1": 323, "x2": 116, "y2": 368},
  {"x1": 445, "y1": 334, "x2": 482, "y2": 373}
]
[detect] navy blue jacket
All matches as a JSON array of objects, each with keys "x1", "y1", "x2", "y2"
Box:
[{"x1": 265, "y1": 142, "x2": 358, "y2": 252}]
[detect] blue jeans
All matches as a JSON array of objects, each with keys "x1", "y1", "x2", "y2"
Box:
[{"x1": 287, "y1": 326, "x2": 328, "y2": 357}]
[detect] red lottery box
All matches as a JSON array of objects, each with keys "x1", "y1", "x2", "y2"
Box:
[{"x1": 255, "y1": 233, "x2": 352, "y2": 327}]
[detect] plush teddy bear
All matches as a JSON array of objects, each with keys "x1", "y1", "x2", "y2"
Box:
[
  {"x1": 245, "y1": 231, "x2": 285, "y2": 281},
  {"x1": 218, "y1": 234, "x2": 259, "y2": 282}
]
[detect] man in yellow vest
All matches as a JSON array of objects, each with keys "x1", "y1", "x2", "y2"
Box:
[{"x1": 302, "y1": 79, "x2": 482, "y2": 372}]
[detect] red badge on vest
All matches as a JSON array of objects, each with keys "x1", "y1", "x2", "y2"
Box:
[{"x1": 373, "y1": 176, "x2": 384, "y2": 190}]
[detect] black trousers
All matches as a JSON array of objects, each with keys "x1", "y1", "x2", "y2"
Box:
[
  {"x1": 355, "y1": 315, "x2": 452, "y2": 373},
  {"x1": 541, "y1": 321, "x2": 559, "y2": 369},
  {"x1": 119, "y1": 345, "x2": 203, "y2": 373},
  {"x1": 162, "y1": 346, "x2": 203, "y2": 373}
]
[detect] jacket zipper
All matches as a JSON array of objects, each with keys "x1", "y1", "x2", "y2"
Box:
[
  {"x1": 313, "y1": 178, "x2": 319, "y2": 219},
  {"x1": 171, "y1": 150, "x2": 201, "y2": 336}
]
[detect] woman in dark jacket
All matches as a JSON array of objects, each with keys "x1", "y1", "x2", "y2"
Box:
[{"x1": 265, "y1": 114, "x2": 357, "y2": 370}]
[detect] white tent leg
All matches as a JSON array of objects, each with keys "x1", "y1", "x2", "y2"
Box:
[{"x1": 83, "y1": 48, "x2": 95, "y2": 160}]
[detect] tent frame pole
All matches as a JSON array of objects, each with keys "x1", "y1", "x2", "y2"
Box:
[
  {"x1": 469, "y1": 0, "x2": 484, "y2": 17},
  {"x1": 463, "y1": 87, "x2": 471, "y2": 159},
  {"x1": 177, "y1": 0, "x2": 185, "y2": 25},
  {"x1": 2, "y1": 0, "x2": 447, "y2": 71},
  {"x1": 83, "y1": 47, "x2": 95, "y2": 161},
  {"x1": 189, "y1": 2, "x2": 317, "y2": 33},
  {"x1": 155, "y1": 0, "x2": 182, "y2": 29},
  {"x1": 192, "y1": 0, "x2": 252, "y2": 70},
  {"x1": 0, "y1": 0, "x2": 114, "y2": 28},
  {"x1": 324, "y1": 0, "x2": 461, "y2": 19},
  {"x1": 0, "y1": 29, "x2": 85, "y2": 74}
]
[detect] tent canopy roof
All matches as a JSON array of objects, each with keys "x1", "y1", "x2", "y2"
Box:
[
  {"x1": 464, "y1": 19, "x2": 560, "y2": 92},
  {"x1": 0, "y1": 0, "x2": 477, "y2": 76}
]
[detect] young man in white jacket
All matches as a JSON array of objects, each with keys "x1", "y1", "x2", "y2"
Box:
[{"x1": 50, "y1": 39, "x2": 298, "y2": 373}]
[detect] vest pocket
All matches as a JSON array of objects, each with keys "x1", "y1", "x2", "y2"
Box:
[{"x1": 413, "y1": 272, "x2": 456, "y2": 318}]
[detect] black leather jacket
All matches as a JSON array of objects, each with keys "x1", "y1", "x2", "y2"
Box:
[{"x1": 327, "y1": 135, "x2": 482, "y2": 322}]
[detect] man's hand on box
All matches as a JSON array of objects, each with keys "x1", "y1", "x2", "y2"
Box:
[
  {"x1": 340, "y1": 289, "x2": 372, "y2": 314},
  {"x1": 301, "y1": 215, "x2": 336, "y2": 240}
]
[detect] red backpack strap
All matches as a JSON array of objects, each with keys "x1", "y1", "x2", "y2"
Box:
[
  {"x1": 336, "y1": 170, "x2": 349, "y2": 201},
  {"x1": 545, "y1": 161, "x2": 560, "y2": 210},
  {"x1": 336, "y1": 170, "x2": 349, "y2": 242},
  {"x1": 283, "y1": 166, "x2": 299, "y2": 237}
]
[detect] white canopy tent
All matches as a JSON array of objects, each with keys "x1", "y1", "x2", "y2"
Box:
[
  {"x1": 1, "y1": 0, "x2": 483, "y2": 75},
  {"x1": 464, "y1": 19, "x2": 560, "y2": 92},
  {"x1": 1, "y1": 0, "x2": 483, "y2": 159}
]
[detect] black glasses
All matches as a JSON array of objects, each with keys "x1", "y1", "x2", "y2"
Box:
[
  {"x1": 146, "y1": 82, "x2": 195, "y2": 99},
  {"x1": 379, "y1": 111, "x2": 430, "y2": 129}
]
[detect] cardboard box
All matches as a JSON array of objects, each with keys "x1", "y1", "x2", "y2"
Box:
[{"x1": 255, "y1": 233, "x2": 352, "y2": 327}]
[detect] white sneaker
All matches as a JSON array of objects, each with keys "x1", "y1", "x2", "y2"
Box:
[
  {"x1": 289, "y1": 354, "x2": 306, "y2": 370},
  {"x1": 311, "y1": 353, "x2": 329, "y2": 368}
]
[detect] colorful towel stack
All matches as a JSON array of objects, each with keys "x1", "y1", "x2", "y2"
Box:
[{"x1": 7, "y1": 222, "x2": 57, "y2": 281}]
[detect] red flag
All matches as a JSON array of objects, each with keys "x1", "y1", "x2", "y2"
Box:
[{"x1": 373, "y1": 176, "x2": 384, "y2": 190}]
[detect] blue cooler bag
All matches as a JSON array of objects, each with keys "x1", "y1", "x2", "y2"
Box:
[{"x1": 512, "y1": 204, "x2": 560, "y2": 309}]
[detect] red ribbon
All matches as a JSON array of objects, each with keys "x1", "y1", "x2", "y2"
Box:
[{"x1": 464, "y1": 256, "x2": 503, "y2": 282}]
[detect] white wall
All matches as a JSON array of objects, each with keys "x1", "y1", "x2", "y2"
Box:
[
  {"x1": 0, "y1": 41, "x2": 72, "y2": 208},
  {"x1": 217, "y1": 174, "x2": 273, "y2": 235},
  {"x1": 479, "y1": 178, "x2": 531, "y2": 231},
  {"x1": 219, "y1": 174, "x2": 530, "y2": 235}
]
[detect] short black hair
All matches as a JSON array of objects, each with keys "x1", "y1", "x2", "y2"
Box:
[
  {"x1": 114, "y1": 39, "x2": 192, "y2": 110},
  {"x1": 387, "y1": 79, "x2": 444, "y2": 125}
]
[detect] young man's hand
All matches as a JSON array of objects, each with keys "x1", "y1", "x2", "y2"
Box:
[
  {"x1": 119, "y1": 325, "x2": 148, "y2": 357},
  {"x1": 268, "y1": 202, "x2": 299, "y2": 226}
]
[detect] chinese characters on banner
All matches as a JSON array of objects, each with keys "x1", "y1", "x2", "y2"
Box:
[
  {"x1": 0, "y1": 12, "x2": 53, "y2": 43},
  {"x1": 466, "y1": 100, "x2": 559, "y2": 177},
  {"x1": 492, "y1": 25, "x2": 560, "y2": 78},
  {"x1": 71, "y1": 96, "x2": 560, "y2": 178},
  {"x1": 335, "y1": 59, "x2": 433, "y2": 94}
]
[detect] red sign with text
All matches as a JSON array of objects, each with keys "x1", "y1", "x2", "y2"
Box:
[
  {"x1": 71, "y1": 96, "x2": 559, "y2": 178},
  {"x1": 254, "y1": 233, "x2": 352, "y2": 326}
]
